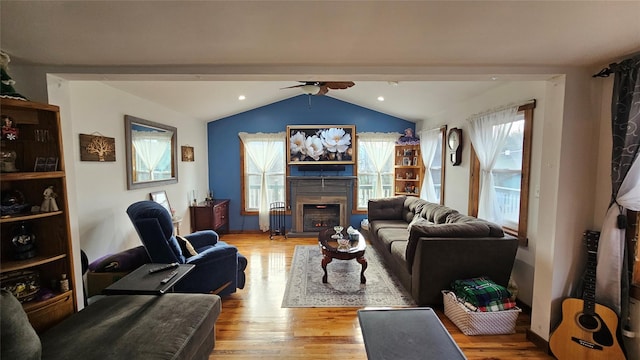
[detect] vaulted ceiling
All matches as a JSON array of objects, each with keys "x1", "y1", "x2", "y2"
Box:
[{"x1": 2, "y1": 1, "x2": 638, "y2": 121}]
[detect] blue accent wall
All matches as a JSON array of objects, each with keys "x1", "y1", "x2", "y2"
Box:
[{"x1": 207, "y1": 95, "x2": 414, "y2": 231}]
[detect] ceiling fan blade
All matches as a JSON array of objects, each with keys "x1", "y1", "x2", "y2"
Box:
[
  {"x1": 280, "y1": 84, "x2": 306, "y2": 89},
  {"x1": 324, "y1": 81, "x2": 355, "y2": 89},
  {"x1": 316, "y1": 86, "x2": 330, "y2": 95}
]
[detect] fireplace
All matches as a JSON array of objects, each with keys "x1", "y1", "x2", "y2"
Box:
[
  {"x1": 288, "y1": 176, "x2": 355, "y2": 237},
  {"x1": 303, "y1": 204, "x2": 340, "y2": 232}
]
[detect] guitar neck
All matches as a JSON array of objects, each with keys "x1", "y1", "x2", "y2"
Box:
[
  {"x1": 583, "y1": 249, "x2": 597, "y2": 315},
  {"x1": 582, "y1": 230, "x2": 600, "y2": 316}
]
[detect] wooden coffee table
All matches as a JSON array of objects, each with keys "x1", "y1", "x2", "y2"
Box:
[{"x1": 318, "y1": 227, "x2": 367, "y2": 284}]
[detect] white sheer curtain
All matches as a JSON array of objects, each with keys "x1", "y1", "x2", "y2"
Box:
[
  {"x1": 132, "y1": 130, "x2": 172, "y2": 180},
  {"x1": 238, "y1": 132, "x2": 285, "y2": 232},
  {"x1": 467, "y1": 106, "x2": 518, "y2": 223},
  {"x1": 357, "y1": 132, "x2": 399, "y2": 199},
  {"x1": 419, "y1": 128, "x2": 441, "y2": 202}
]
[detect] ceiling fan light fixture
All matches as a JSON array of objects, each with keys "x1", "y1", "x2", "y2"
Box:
[{"x1": 301, "y1": 84, "x2": 321, "y2": 95}]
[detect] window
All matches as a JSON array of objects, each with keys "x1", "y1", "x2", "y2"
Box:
[
  {"x1": 239, "y1": 132, "x2": 286, "y2": 230},
  {"x1": 355, "y1": 133, "x2": 397, "y2": 211},
  {"x1": 469, "y1": 102, "x2": 535, "y2": 245},
  {"x1": 419, "y1": 126, "x2": 446, "y2": 204},
  {"x1": 431, "y1": 132, "x2": 445, "y2": 204},
  {"x1": 492, "y1": 114, "x2": 524, "y2": 229}
]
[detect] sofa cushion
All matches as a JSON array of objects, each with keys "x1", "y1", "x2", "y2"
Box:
[
  {"x1": 176, "y1": 235, "x2": 199, "y2": 257},
  {"x1": 390, "y1": 240, "x2": 408, "y2": 264},
  {"x1": 0, "y1": 289, "x2": 41, "y2": 360},
  {"x1": 421, "y1": 203, "x2": 458, "y2": 223},
  {"x1": 411, "y1": 222, "x2": 492, "y2": 238},
  {"x1": 377, "y1": 228, "x2": 410, "y2": 252},
  {"x1": 369, "y1": 219, "x2": 408, "y2": 239},
  {"x1": 447, "y1": 214, "x2": 505, "y2": 237},
  {"x1": 402, "y1": 197, "x2": 428, "y2": 223},
  {"x1": 368, "y1": 196, "x2": 405, "y2": 221}
]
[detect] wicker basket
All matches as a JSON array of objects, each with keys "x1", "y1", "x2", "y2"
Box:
[{"x1": 442, "y1": 290, "x2": 521, "y2": 335}]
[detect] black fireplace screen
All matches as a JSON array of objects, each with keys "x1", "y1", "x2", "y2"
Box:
[{"x1": 302, "y1": 204, "x2": 340, "y2": 232}]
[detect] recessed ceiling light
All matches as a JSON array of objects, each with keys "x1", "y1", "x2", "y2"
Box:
[
  {"x1": 238, "y1": 95, "x2": 246, "y2": 100},
  {"x1": 490, "y1": 76, "x2": 498, "y2": 81},
  {"x1": 377, "y1": 96, "x2": 385, "y2": 101}
]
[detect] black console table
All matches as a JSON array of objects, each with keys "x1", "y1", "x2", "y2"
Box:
[{"x1": 103, "y1": 264, "x2": 195, "y2": 295}]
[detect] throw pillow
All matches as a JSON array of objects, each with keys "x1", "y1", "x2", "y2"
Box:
[
  {"x1": 407, "y1": 214, "x2": 423, "y2": 231},
  {"x1": 88, "y1": 245, "x2": 151, "y2": 272},
  {"x1": 176, "y1": 235, "x2": 199, "y2": 257}
]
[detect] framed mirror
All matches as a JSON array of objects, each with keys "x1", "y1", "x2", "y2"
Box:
[{"x1": 125, "y1": 115, "x2": 178, "y2": 190}]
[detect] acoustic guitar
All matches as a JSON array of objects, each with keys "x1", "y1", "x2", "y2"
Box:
[{"x1": 549, "y1": 230, "x2": 626, "y2": 360}]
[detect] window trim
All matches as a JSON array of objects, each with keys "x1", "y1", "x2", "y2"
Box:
[{"x1": 468, "y1": 101, "x2": 535, "y2": 246}]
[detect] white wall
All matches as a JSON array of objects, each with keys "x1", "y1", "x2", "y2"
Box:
[{"x1": 47, "y1": 79, "x2": 209, "y2": 308}]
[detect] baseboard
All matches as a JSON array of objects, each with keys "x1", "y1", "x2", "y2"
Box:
[
  {"x1": 517, "y1": 298, "x2": 551, "y2": 355},
  {"x1": 226, "y1": 230, "x2": 263, "y2": 234},
  {"x1": 526, "y1": 328, "x2": 550, "y2": 354}
]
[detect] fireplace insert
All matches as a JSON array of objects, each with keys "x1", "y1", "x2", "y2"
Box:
[{"x1": 302, "y1": 204, "x2": 340, "y2": 232}]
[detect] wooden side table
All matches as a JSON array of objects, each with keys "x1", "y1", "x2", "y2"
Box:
[{"x1": 189, "y1": 199, "x2": 229, "y2": 233}]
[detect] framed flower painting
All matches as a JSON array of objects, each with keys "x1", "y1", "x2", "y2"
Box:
[{"x1": 287, "y1": 125, "x2": 356, "y2": 165}]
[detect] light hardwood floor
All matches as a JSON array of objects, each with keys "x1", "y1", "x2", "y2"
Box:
[{"x1": 211, "y1": 233, "x2": 554, "y2": 360}]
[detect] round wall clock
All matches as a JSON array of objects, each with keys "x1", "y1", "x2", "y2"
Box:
[{"x1": 447, "y1": 128, "x2": 462, "y2": 165}]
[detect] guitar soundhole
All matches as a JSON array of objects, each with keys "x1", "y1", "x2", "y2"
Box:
[{"x1": 576, "y1": 313, "x2": 600, "y2": 331}]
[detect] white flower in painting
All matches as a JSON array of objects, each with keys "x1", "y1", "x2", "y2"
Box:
[
  {"x1": 320, "y1": 128, "x2": 351, "y2": 153},
  {"x1": 304, "y1": 135, "x2": 324, "y2": 160},
  {"x1": 289, "y1": 131, "x2": 307, "y2": 155}
]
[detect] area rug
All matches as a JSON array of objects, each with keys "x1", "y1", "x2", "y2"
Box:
[{"x1": 282, "y1": 245, "x2": 415, "y2": 308}]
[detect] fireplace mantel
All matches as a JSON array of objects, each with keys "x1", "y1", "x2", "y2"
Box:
[{"x1": 288, "y1": 176, "x2": 355, "y2": 237}]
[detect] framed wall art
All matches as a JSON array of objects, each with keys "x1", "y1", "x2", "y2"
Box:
[
  {"x1": 181, "y1": 146, "x2": 194, "y2": 162},
  {"x1": 150, "y1": 190, "x2": 172, "y2": 214},
  {"x1": 286, "y1": 125, "x2": 355, "y2": 165},
  {"x1": 79, "y1": 133, "x2": 116, "y2": 162}
]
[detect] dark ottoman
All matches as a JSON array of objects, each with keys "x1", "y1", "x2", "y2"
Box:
[{"x1": 40, "y1": 293, "x2": 221, "y2": 360}]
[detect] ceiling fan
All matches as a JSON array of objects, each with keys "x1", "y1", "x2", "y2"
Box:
[{"x1": 281, "y1": 81, "x2": 355, "y2": 96}]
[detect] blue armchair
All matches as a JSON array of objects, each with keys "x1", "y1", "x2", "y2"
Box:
[{"x1": 126, "y1": 200, "x2": 247, "y2": 296}]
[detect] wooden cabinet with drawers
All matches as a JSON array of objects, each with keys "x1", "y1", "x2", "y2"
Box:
[{"x1": 189, "y1": 199, "x2": 230, "y2": 233}]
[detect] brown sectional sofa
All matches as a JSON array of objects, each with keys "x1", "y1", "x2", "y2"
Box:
[{"x1": 367, "y1": 196, "x2": 519, "y2": 306}]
